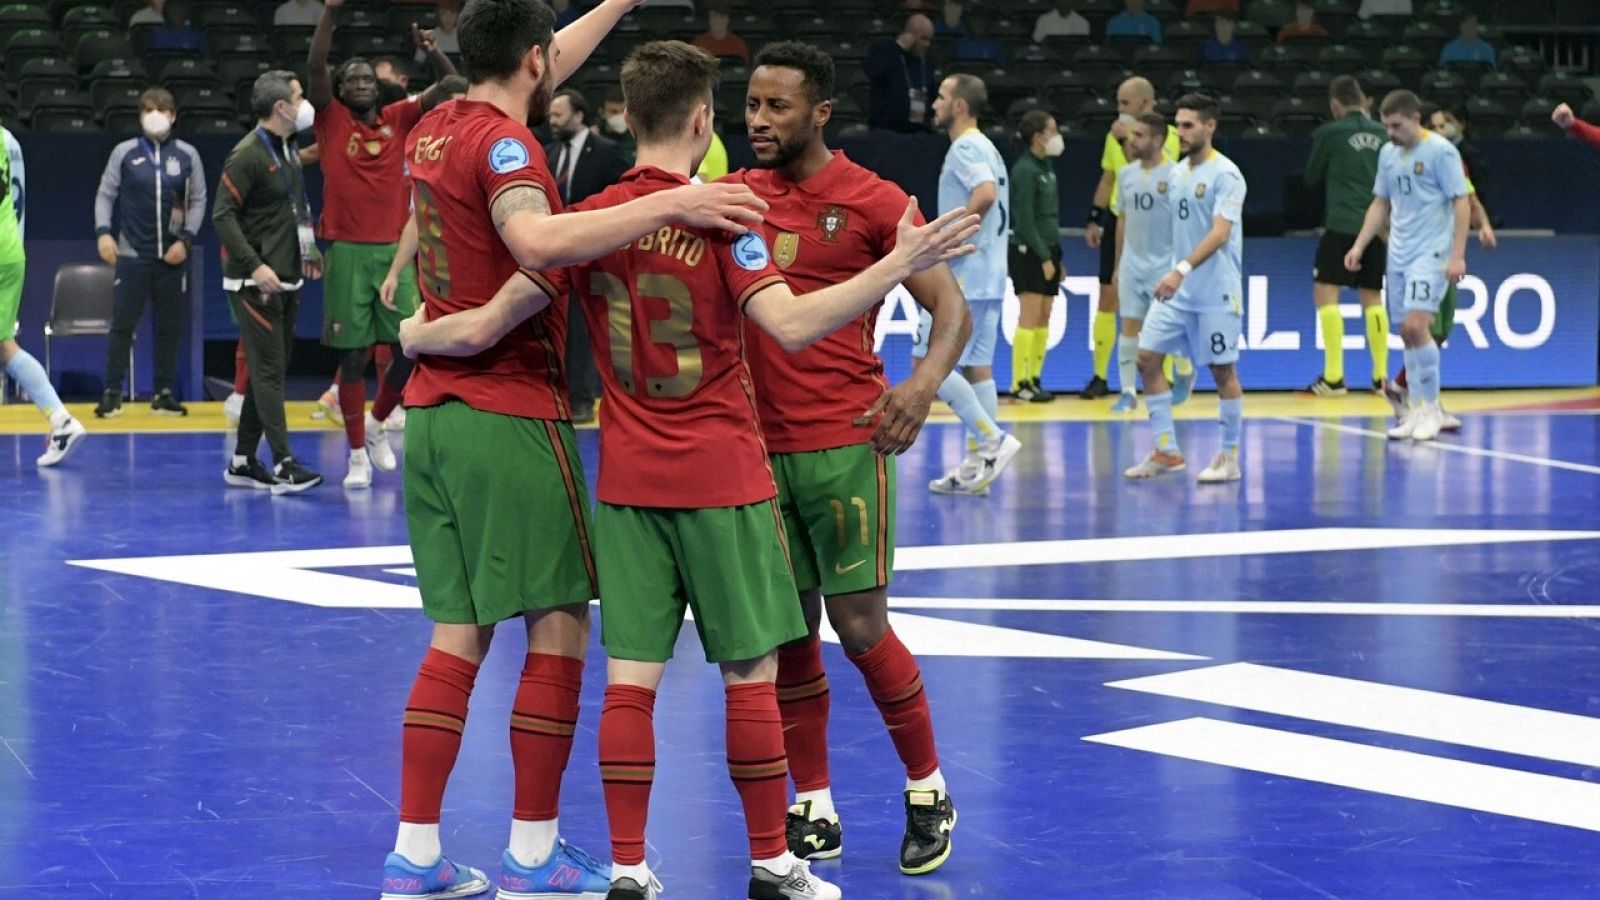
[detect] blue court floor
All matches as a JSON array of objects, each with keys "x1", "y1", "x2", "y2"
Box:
[{"x1": 3, "y1": 404, "x2": 1600, "y2": 898}]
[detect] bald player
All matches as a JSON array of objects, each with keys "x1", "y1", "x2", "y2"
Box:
[{"x1": 1082, "y1": 77, "x2": 1181, "y2": 400}]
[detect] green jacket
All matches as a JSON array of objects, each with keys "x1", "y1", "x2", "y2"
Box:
[
  {"x1": 1008, "y1": 150, "x2": 1060, "y2": 260},
  {"x1": 213, "y1": 128, "x2": 310, "y2": 284},
  {"x1": 1305, "y1": 110, "x2": 1386, "y2": 234}
]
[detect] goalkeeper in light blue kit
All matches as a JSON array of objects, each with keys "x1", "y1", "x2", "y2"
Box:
[
  {"x1": 1345, "y1": 88, "x2": 1470, "y2": 443},
  {"x1": 0, "y1": 125, "x2": 88, "y2": 467},
  {"x1": 1125, "y1": 94, "x2": 1247, "y2": 484}
]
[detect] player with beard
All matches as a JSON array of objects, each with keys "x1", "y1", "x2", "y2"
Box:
[
  {"x1": 736, "y1": 41, "x2": 967, "y2": 875},
  {"x1": 378, "y1": 1, "x2": 770, "y2": 898}
]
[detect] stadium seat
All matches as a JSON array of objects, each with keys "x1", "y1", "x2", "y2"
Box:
[
  {"x1": 1475, "y1": 71, "x2": 1527, "y2": 107},
  {"x1": 24, "y1": 86, "x2": 91, "y2": 125},
  {"x1": 1499, "y1": 45, "x2": 1545, "y2": 81},
  {"x1": 1462, "y1": 97, "x2": 1512, "y2": 136},
  {"x1": 1130, "y1": 45, "x2": 1190, "y2": 88},
  {"x1": 94, "y1": 83, "x2": 142, "y2": 120},
  {"x1": 3, "y1": 29, "x2": 64, "y2": 80},
  {"x1": 177, "y1": 113, "x2": 241, "y2": 136},
  {"x1": 1316, "y1": 43, "x2": 1364, "y2": 71},
  {"x1": 211, "y1": 31, "x2": 270, "y2": 57},
  {"x1": 160, "y1": 57, "x2": 219, "y2": 90},
  {"x1": 1353, "y1": 67, "x2": 1400, "y2": 97},
  {"x1": 1440, "y1": 59, "x2": 1493, "y2": 87},
  {"x1": 270, "y1": 27, "x2": 315, "y2": 61},
  {"x1": 76, "y1": 33, "x2": 135, "y2": 72},
  {"x1": 1379, "y1": 45, "x2": 1429, "y2": 86},
  {"x1": 172, "y1": 84, "x2": 232, "y2": 116},
  {"x1": 1243, "y1": 0, "x2": 1293, "y2": 29},
  {"x1": 1517, "y1": 97, "x2": 1564, "y2": 135},
  {"x1": 1218, "y1": 94, "x2": 1257, "y2": 127},
  {"x1": 1270, "y1": 96, "x2": 1324, "y2": 136},
  {"x1": 218, "y1": 57, "x2": 272, "y2": 97},
  {"x1": 1164, "y1": 68, "x2": 1214, "y2": 100},
  {"x1": 1234, "y1": 20, "x2": 1272, "y2": 43},
  {"x1": 1043, "y1": 70, "x2": 1098, "y2": 114},
  {"x1": 1293, "y1": 69, "x2": 1334, "y2": 104},
  {"x1": 1500, "y1": 123, "x2": 1554, "y2": 140},
  {"x1": 0, "y1": 2, "x2": 49, "y2": 29},
  {"x1": 17, "y1": 56, "x2": 77, "y2": 96},
  {"x1": 1256, "y1": 43, "x2": 1311, "y2": 76},
  {"x1": 1400, "y1": 20, "x2": 1447, "y2": 58},
  {"x1": 1312, "y1": 0, "x2": 1357, "y2": 33},
  {"x1": 1163, "y1": 18, "x2": 1209, "y2": 62},
  {"x1": 1341, "y1": 18, "x2": 1390, "y2": 60},
  {"x1": 1537, "y1": 71, "x2": 1592, "y2": 107},
  {"x1": 1419, "y1": 70, "x2": 1469, "y2": 108},
  {"x1": 34, "y1": 110, "x2": 99, "y2": 132}
]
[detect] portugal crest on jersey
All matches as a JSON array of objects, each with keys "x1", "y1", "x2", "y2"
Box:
[
  {"x1": 817, "y1": 205, "x2": 847, "y2": 242},
  {"x1": 774, "y1": 232, "x2": 799, "y2": 269}
]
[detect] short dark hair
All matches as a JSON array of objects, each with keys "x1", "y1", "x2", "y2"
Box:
[
  {"x1": 1017, "y1": 109, "x2": 1054, "y2": 143},
  {"x1": 422, "y1": 74, "x2": 470, "y2": 112},
  {"x1": 251, "y1": 69, "x2": 298, "y2": 120},
  {"x1": 1135, "y1": 110, "x2": 1166, "y2": 133},
  {"x1": 946, "y1": 73, "x2": 987, "y2": 119},
  {"x1": 1176, "y1": 92, "x2": 1219, "y2": 122},
  {"x1": 139, "y1": 86, "x2": 176, "y2": 112},
  {"x1": 621, "y1": 40, "x2": 721, "y2": 143},
  {"x1": 459, "y1": 0, "x2": 555, "y2": 85},
  {"x1": 554, "y1": 86, "x2": 589, "y2": 123},
  {"x1": 1329, "y1": 74, "x2": 1363, "y2": 108},
  {"x1": 604, "y1": 85, "x2": 624, "y2": 105},
  {"x1": 1380, "y1": 88, "x2": 1422, "y2": 118},
  {"x1": 753, "y1": 41, "x2": 834, "y2": 105},
  {"x1": 335, "y1": 56, "x2": 373, "y2": 90}
]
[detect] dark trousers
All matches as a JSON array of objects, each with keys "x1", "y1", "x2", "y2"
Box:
[
  {"x1": 231, "y1": 287, "x2": 298, "y2": 464},
  {"x1": 565, "y1": 290, "x2": 598, "y2": 411},
  {"x1": 105, "y1": 256, "x2": 187, "y2": 393}
]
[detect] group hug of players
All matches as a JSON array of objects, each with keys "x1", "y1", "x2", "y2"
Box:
[{"x1": 254, "y1": 0, "x2": 1484, "y2": 895}]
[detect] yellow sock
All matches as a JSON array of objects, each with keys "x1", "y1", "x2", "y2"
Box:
[
  {"x1": 1175, "y1": 355, "x2": 1193, "y2": 376},
  {"x1": 1092, "y1": 311, "x2": 1116, "y2": 379},
  {"x1": 1162, "y1": 354, "x2": 1174, "y2": 383},
  {"x1": 1011, "y1": 328, "x2": 1035, "y2": 392},
  {"x1": 1029, "y1": 327, "x2": 1050, "y2": 382},
  {"x1": 1365, "y1": 305, "x2": 1390, "y2": 382},
  {"x1": 1318, "y1": 304, "x2": 1345, "y2": 384}
]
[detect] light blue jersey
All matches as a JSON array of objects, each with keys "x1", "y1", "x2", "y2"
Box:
[
  {"x1": 1116, "y1": 159, "x2": 1176, "y2": 288},
  {"x1": 938, "y1": 128, "x2": 1009, "y2": 301},
  {"x1": 1373, "y1": 130, "x2": 1469, "y2": 272},
  {"x1": 1168, "y1": 149, "x2": 1246, "y2": 314}
]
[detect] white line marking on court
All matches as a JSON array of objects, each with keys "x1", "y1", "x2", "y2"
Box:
[
  {"x1": 1084, "y1": 717, "x2": 1600, "y2": 833},
  {"x1": 1107, "y1": 663, "x2": 1600, "y2": 766},
  {"x1": 1274, "y1": 415, "x2": 1600, "y2": 475},
  {"x1": 889, "y1": 597, "x2": 1600, "y2": 617},
  {"x1": 0, "y1": 737, "x2": 34, "y2": 779},
  {"x1": 342, "y1": 766, "x2": 398, "y2": 812}
]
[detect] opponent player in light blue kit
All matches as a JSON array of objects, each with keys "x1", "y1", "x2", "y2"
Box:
[
  {"x1": 1125, "y1": 94, "x2": 1246, "y2": 484},
  {"x1": 1345, "y1": 89, "x2": 1470, "y2": 443},
  {"x1": 917, "y1": 73, "x2": 1021, "y2": 495},
  {"x1": 1110, "y1": 111, "x2": 1178, "y2": 414}
]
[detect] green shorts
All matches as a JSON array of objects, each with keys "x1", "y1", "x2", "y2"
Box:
[
  {"x1": 1433, "y1": 283, "x2": 1457, "y2": 343},
  {"x1": 0, "y1": 255, "x2": 23, "y2": 342},
  {"x1": 404, "y1": 401, "x2": 597, "y2": 625},
  {"x1": 322, "y1": 240, "x2": 419, "y2": 349},
  {"x1": 595, "y1": 500, "x2": 805, "y2": 663},
  {"x1": 772, "y1": 444, "x2": 896, "y2": 596}
]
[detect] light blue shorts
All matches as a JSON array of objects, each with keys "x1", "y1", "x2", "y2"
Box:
[
  {"x1": 1137, "y1": 300, "x2": 1242, "y2": 367},
  {"x1": 1117, "y1": 271, "x2": 1158, "y2": 322},
  {"x1": 914, "y1": 298, "x2": 1002, "y2": 367},
  {"x1": 1386, "y1": 264, "x2": 1448, "y2": 320}
]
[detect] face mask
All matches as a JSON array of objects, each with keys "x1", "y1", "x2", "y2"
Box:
[
  {"x1": 1440, "y1": 122, "x2": 1461, "y2": 142},
  {"x1": 606, "y1": 113, "x2": 626, "y2": 133},
  {"x1": 290, "y1": 99, "x2": 315, "y2": 132},
  {"x1": 141, "y1": 110, "x2": 172, "y2": 139},
  {"x1": 1044, "y1": 133, "x2": 1064, "y2": 157}
]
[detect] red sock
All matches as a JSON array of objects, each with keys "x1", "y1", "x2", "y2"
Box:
[
  {"x1": 372, "y1": 377, "x2": 405, "y2": 422},
  {"x1": 510, "y1": 653, "x2": 583, "y2": 821},
  {"x1": 1396, "y1": 366, "x2": 1408, "y2": 389},
  {"x1": 375, "y1": 344, "x2": 393, "y2": 383},
  {"x1": 232, "y1": 338, "x2": 249, "y2": 394},
  {"x1": 776, "y1": 636, "x2": 831, "y2": 793},
  {"x1": 339, "y1": 379, "x2": 366, "y2": 449},
  {"x1": 400, "y1": 648, "x2": 479, "y2": 824},
  {"x1": 725, "y1": 682, "x2": 789, "y2": 860},
  {"x1": 848, "y1": 629, "x2": 939, "y2": 780},
  {"x1": 600, "y1": 684, "x2": 656, "y2": 866}
]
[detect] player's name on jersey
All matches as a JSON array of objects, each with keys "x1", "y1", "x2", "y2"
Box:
[{"x1": 637, "y1": 225, "x2": 707, "y2": 265}]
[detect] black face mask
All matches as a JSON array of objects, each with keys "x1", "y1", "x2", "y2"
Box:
[{"x1": 377, "y1": 81, "x2": 409, "y2": 107}]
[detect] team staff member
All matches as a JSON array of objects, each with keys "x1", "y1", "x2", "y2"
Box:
[{"x1": 1008, "y1": 109, "x2": 1062, "y2": 403}]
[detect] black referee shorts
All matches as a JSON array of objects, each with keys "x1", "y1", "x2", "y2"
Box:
[
  {"x1": 1009, "y1": 243, "x2": 1063, "y2": 295},
  {"x1": 1097, "y1": 216, "x2": 1118, "y2": 285},
  {"x1": 1314, "y1": 231, "x2": 1386, "y2": 291}
]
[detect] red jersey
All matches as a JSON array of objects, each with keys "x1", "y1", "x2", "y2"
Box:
[
  {"x1": 314, "y1": 97, "x2": 423, "y2": 243},
  {"x1": 730, "y1": 152, "x2": 918, "y2": 453},
  {"x1": 542, "y1": 166, "x2": 786, "y2": 509},
  {"x1": 402, "y1": 99, "x2": 570, "y2": 421}
]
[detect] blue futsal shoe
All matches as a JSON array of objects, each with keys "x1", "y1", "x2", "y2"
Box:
[
  {"x1": 496, "y1": 840, "x2": 611, "y2": 899},
  {"x1": 381, "y1": 852, "x2": 490, "y2": 900},
  {"x1": 1171, "y1": 364, "x2": 1198, "y2": 407},
  {"x1": 1110, "y1": 392, "x2": 1139, "y2": 414}
]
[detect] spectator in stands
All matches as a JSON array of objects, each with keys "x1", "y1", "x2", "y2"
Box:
[
  {"x1": 1106, "y1": 0, "x2": 1163, "y2": 45},
  {"x1": 1277, "y1": 2, "x2": 1328, "y2": 42},
  {"x1": 1357, "y1": 0, "x2": 1411, "y2": 19},
  {"x1": 423, "y1": 0, "x2": 461, "y2": 58},
  {"x1": 935, "y1": 0, "x2": 966, "y2": 38},
  {"x1": 129, "y1": 0, "x2": 164, "y2": 27},
  {"x1": 866, "y1": 13, "x2": 938, "y2": 132},
  {"x1": 595, "y1": 86, "x2": 636, "y2": 164},
  {"x1": 549, "y1": 0, "x2": 582, "y2": 30},
  {"x1": 1033, "y1": 0, "x2": 1090, "y2": 43},
  {"x1": 148, "y1": 0, "x2": 210, "y2": 58},
  {"x1": 91, "y1": 87, "x2": 206, "y2": 419},
  {"x1": 1186, "y1": 0, "x2": 1238, "y2": 17},
  {"x1": 693, "y1": 1, "x2": 750, "y2": 66},
  {"x1": 1439, "y1": 13, "x2": 1496, "y2": 68},
  {"x1": 953, "y1": 12, "x2": 1005, "y2": 65},
  {"x1": 1200, "y1": 14, "x2": 1249, "y2": 64},
  {"x1": 372, "y1": 56, "x2": 411, "y2": 105},
  {"x1": 273, "y1": 0, "x2": 324, "y2": 28}
]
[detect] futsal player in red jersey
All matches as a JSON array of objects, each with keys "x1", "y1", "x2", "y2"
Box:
[
  {"x1": 397, "y1": 39, "x2": 977, "y2": 900},
  {"x1": 379, "y1": 1, "x2": 769, "y2": 897},
  {"x1": 307, "y1": 0, "x2": 458, "y2": 488},
  {"x1": 735, "y1": 41, "x2": 969, "y2": 876}
]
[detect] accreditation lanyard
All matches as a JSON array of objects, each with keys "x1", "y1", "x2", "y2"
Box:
[{"x1": 255, "y1": 127, "x2": 315, "y2": 256}]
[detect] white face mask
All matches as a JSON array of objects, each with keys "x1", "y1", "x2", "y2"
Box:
[
  {"x1": 141, "y1": 110, "x2": 172, "y2": 139},
  {"x1": 606, "y1": 113, "x2": 626, "y2": 133},
  {"x1": 1439, "y1": 122, "x2": 1461, "y2": 142},
  {"x1": 294, "y1": 99, "x2": 315, "y2": 132},
  {"x1": 1044, "y1": 133, "x2": 1065, "y2": 157}
]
